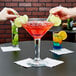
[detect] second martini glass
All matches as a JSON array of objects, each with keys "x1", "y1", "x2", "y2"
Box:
[{"x1": 22, "y1": 18, "x2": 54, "y2": 67}]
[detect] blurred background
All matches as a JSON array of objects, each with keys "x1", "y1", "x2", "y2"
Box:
[{"x1": 0, "y1": 0, "x2": 76, "y2": 43}]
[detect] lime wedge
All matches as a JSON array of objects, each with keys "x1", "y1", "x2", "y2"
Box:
[
  {"x1": 47, "y1": 14, "x2": 61, "y2": 26},
  {"x1": 12, "y1": 34, "x2": 19, "y2": 45},
  {"x1": 14, "y1": 34, "x2": 18, "y2": 41},
  {"x1": 14, "y1": 15, "x2": 28, "y2": 28},
  {"x1": 12, "y1": 40, "x2": 18, "y2": 45},
  {"x1": 23, "y1": 15, "x2": 28, "y2": 22}
]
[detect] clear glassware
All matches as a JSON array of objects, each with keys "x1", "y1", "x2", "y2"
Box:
[
  {"x1": 10, "y1": 20, "x2": 19, "y2": 47},
  {"x1": 22, "y1": 18, "x2": 54, "y2": 67},
  {"x1": 53, "y1": 31, "x2": 62, "y2": 50}
]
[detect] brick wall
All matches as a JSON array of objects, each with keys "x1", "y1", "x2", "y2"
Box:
[{"x1": 0, "y1": 0, "x2": 75, "y2": 43}]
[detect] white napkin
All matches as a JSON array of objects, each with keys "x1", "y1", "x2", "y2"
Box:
[
  {"x1": 43, "y1": 57, "x2": 64, "y2": 68},
  {"x1": 14, "y1": 57, "x2": 64, "y2": 68},
  {"x1": 50, "y1": 48, "x2": 74, "y2": 55},
  {"x1": 14, "y1": 58, "x2": 32, "y2": 67},
  {"x1": 1, "y1": 46, "x2": 21, "y2": 52}
]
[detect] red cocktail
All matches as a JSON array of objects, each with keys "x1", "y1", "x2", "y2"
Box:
[
  {"x1": 22, "y1": 20, "x2": 54, "y2": 67},
  {"x1": 23, "y1": 21, "x2": 53, "y2": 39}
]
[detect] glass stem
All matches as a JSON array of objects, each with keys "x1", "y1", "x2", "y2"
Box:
[{"x1": 34, "y1": 39, "x2": 41, "y2": 61}]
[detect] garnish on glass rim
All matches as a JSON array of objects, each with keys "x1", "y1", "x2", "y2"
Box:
[{"x1": 47, "y1": 14, "x2": 62, "y2": 26}]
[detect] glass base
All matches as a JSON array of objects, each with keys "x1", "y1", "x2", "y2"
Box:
[
  {"x1": 12, "y1": 44, "x2": 19, "y2": 47},
  {"x1": 27, "y1": 58, "x2": 46, "y2": 67}
]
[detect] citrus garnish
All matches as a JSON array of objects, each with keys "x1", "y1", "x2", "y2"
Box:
[
  {"x1": 58, "y1": 31, "x2": 67, "y2": 40},
  {"x1": 14, "y1": 15, "x2": 28, "y2": 28},
  {"x1": 12, "y1": 34, "x2": 19, "y2": 45},
  {"x1": 14, "y1": 34, "x2": 18, "y2": 41},
  {"x1": 47, "y1": 14, "x2": 61, "y2": 26}
]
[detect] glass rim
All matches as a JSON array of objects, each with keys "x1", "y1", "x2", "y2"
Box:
[{"x1": 29, "y1": 18, "x2": 47, "y2": 21}]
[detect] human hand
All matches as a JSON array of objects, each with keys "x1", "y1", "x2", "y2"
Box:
[
  {"x1": 0, "y1": 7, "x2": 19, "y2": 21},
  {"x1": 49, "y1": 6, "x2": 76, "y2": 20}
]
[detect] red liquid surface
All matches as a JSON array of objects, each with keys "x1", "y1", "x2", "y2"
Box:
[{"x1": 22, "y1": 21, "x2": 54, "y2": 39}]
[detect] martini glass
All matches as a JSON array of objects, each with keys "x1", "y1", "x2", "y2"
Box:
[{"x1": 22, "y1": 18, "x2": 54, "y2": 67}]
